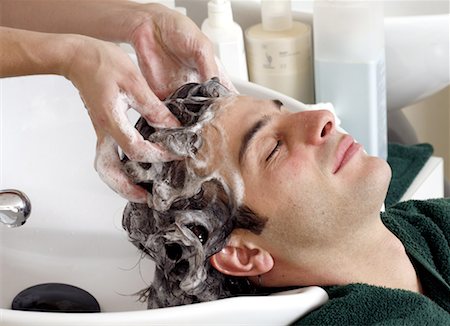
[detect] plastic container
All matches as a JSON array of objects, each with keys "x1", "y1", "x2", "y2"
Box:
[
  {"x1": 314, "y1": 0, "x2": 387, "y2": 159},
  {"x1": 201, "y1": 0, "x2": 248, "y2": 81},
  {"x1": 244, "y1": 0, "x2": 314, "y2": 103}
]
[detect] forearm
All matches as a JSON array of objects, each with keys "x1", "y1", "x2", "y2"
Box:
[
  {"x1": 0, "y1": 26, "x2": 78, "y2": 77},
  {"x1": 0, "y1": 0, "x2": 148, "y2": 43}
]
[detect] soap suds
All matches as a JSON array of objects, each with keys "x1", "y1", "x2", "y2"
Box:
[
  {"x1": 95, "y1": 135, "x2": 146, "y2": 203},
  {"x1": 230, "y1": 172, "x2": 245, "y2": 206},
  {"x1": 205, "y1": 96, "x2": 246, "y2": 206},
  {"x1": 112, "y1": 91, "x2": 137, "y2": 142},
  {"x1": 122, "y1": 79, "x2": 261, "y2": 309}
]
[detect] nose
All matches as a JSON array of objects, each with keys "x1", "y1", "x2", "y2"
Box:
[{"x1": 291, "y1": 110, "x2": 335, "y2": 145}]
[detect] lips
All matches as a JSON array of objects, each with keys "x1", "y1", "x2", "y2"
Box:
[{"x1": 333, "y1": 135, "x2": 362, "y2": 174}]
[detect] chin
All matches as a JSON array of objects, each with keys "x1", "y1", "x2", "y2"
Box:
[{"x1": 354, "y1": 155, "x2": 392, "y2": 212}]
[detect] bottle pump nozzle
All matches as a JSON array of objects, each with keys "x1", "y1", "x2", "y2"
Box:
[
  {"x1": 261, "y1": 0, "x2": 293, "y2": 31},
  {"x1": 207, "y1": 0, "x2": 233, "y2": 28}
]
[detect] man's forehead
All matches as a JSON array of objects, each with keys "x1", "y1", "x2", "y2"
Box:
[
  {"x1": 189, "y1": 95, "x2": 283, "y2": 196},
  {"x1": 207, "y1": 97, "x2": 285, "y2": 146},
  {"x1": 213, "y1": 95, "x2": 243, "y2": 115},
  {"x1": 214, "y1": 95, "x2": 279, "y2": 117}
]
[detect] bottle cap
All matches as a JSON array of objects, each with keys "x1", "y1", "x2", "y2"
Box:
[
  {"x1": 208, "y1": 0, "x2": 233, "y2": 28},
  {"x1": 261, "y1": 0, "x2": 293, "y2": 31},
  {"x1": 313, "y1": 0, "x2": 384, "y2": 61}
]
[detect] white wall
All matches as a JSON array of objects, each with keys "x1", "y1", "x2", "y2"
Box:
[{"x1": 403, "y1": 86, "x2": 450, "y2": 186}]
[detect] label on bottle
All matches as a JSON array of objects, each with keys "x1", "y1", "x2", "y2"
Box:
[
  {"x1": 247, "y1": 39, "x2": 306, "y2": 73},
  {"x1": 246, "y1": 38, "x2": 314, "y2": 103}
]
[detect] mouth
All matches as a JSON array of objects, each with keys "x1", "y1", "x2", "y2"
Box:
[{"x1": 332, "y1": 135, "x2": 362, "y2": 174}]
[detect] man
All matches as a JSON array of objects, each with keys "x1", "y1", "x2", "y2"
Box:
[{"x1": 123, "y1": 79, "x2": 449, "y2": 324}]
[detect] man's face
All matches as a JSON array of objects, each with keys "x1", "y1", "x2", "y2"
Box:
[{"x1": 192, "y1": 95, "x2": 391, "y2": 262}]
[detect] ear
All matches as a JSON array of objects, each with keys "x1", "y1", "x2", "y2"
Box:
[{"x1": 210, "y1": 231, "x2": 274, "y2": 277}]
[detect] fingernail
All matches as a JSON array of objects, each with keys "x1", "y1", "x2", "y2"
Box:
[
  {"x1": 163, "y1": 114, "x2": 181, "y2": 128},
  {"x1": 128, "y1": 187, "x2": 148, "y2": 204},
  {"x1": 170, "y1": 153, "x2": 185, "y2": 160},
  {"x1": 163, "y1": 150, "x2": 185, "y2": 161}
]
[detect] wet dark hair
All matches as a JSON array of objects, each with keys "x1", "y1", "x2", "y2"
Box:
[{"x1": 122, "y1": 78, "x2": 267, "y2": 308}]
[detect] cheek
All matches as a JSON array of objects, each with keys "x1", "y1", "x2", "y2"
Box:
[
  {"x1": 243, "y1": 152, "x2": 318, "y2": 219},
  {"x1": 259, "y1": 200, "x2": 327, "y2": 261},
  {"x1": 274, "y1": 155, "x2": 314, "y2": 196},
  {"x1": 276, "y1": 159, "x2": 334, "y2": 225},
  {"x1": 284, "y1": 153, "x2": 303, "y2": 174}
]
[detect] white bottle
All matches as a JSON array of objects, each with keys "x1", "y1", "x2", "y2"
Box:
[
  {"x1": 244, "y1": 0, "x2": 314, "y2": 103},
  {"x1": 201, "y1": 0, "x2": 248, "y2": 81},
  {"x1": 314, "y1": 1, "x2": 387, "y2": 159}
]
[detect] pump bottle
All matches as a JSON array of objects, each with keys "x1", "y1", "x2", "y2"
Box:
[
  {"x1": 201, "y1": 0, "x2": 248, "y2": 81},
  {"x1": 314, "y1": 1, "x2": 387, "y2": 159},
  {"x1": 244, "y1": 0, "x2": 314, "y2": 103}
]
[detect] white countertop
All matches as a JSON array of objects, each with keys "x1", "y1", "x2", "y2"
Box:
[{"x1": 400, "y1": 156, "x2": 444, "y2": 201}]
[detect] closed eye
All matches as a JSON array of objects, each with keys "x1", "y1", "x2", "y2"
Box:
[{"x1": 266, "y1": 140, "x2": 282, "y2": 161}]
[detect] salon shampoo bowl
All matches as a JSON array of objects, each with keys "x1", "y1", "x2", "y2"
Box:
[
  {"x1": 1, "y1": 287, "x2": 327, "y2": 326},
  {"x1": 0, "y1": 75, "x2": 327, "y2": 325}
]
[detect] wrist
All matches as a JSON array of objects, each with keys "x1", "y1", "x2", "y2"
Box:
[{"x1": 54, "y1": 34, "x2": 86, "y2": 79}]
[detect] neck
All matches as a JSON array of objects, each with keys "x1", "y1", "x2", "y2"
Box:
[
  {"x1": 265, "y1": 213, "x2": 423, "y2": 294},
  {"x1": 329, "y1": 222, "x2": 422, "y2": 293}
]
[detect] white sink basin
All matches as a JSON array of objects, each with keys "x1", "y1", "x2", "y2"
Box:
[
  {"x1": 0, "y1": 75, "x2": 328, "y2": 325},
  {"x1": 0, "y1": 75, "x2": 150, "y2": 320}
]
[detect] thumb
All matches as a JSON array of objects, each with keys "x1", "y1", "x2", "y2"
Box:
[
  {"x1": 190, "y1": 37, "x2": 219, "y2": 82},
  {"x1": 128, "y1": 85, "x2": 180, "y2": 129}
]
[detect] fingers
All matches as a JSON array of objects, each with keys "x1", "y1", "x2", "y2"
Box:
[
  {"x1": 69, "y1": 36, "x2": 184, "y2": 201},
  {"x1": 106, "y1": 91, "x2": 182, "y2": 162},
  {"x1": 134, "y1": 22, "x2": 229, "y2": 97},
  {"x1": 95, "y1": 135, "x2": 148, "y2": 203},
  {"x1": 189, "y1": 34, "x2": 237, "y2": 93},
  {"x1": 108, "y1": 117, "x2": 181, "y2": 163},
  {"x1": 121, "y1": 131, "x2": 181, "y2": 163},
  {"x1": 129, "y1": 85, "x2": 180, "y2": 129},
  {"x1": 190, "y1": 40, "x2": 237, "y2": 94},
  {"x1": 194, "y1": 42, "x2": 219, "y2": 81}
]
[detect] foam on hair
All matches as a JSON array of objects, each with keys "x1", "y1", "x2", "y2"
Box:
[{"x1": 122, "y1": 78, "x2": 266, "y2": 308}]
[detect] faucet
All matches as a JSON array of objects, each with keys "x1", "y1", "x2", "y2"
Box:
[{"x1": 0, "y1": 189, "x2": 31, "y2": 227}]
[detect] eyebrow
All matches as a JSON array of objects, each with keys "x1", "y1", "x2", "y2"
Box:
[
  {"x1": 238, "y1": 99, "x2": 282, "y2": 165},
  {"x1": 238, "y1": 116, "x2": 271, "y2": 164}
]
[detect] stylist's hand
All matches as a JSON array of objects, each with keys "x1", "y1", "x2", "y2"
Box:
[
  {"x1": 127, "y1": 3, "x2": 235, "y2": 99},
  {"x1": 1, "y1": 1, "x2": 235, "y2": 204},
  {"x1": 66, "y1": 35, "x2": 180, "y2": 203}
]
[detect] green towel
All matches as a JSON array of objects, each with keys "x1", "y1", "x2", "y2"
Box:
[
  {"x1": 385, "y1": 143, "x2": 434, "y2": 207},
  {"x1": 294, "y1": 199, "x2": 450, "y2": 325}
]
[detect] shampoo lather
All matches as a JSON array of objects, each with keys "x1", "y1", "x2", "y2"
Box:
[
  {"x1": 314, "y1": 1, "x2": 387, "y2": 159},
  {"x1": 245, "y1": 0, "x2": 314, "y2": 103}
]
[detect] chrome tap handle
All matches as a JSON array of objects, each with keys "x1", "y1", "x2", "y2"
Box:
[{"x1": 0, "y1": 189, "x2": 31, "y2": 227}]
